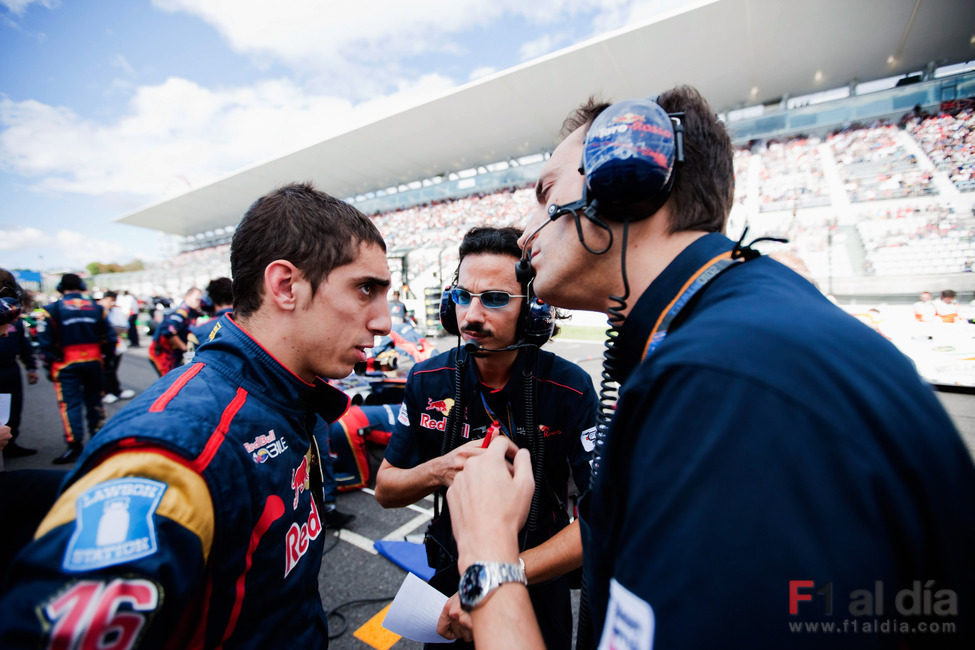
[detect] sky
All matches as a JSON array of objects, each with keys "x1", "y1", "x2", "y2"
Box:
[{"x1": 0, "y1": 0, "x2": 688, "y2": 272}]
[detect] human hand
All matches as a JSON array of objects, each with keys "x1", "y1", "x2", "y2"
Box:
[
  {"x1": 0, "y1": 425, "x2": 11, "y2": 451},
  {"x1": 436, "y1": 592, "x2": 473, "y2": 642},
  {"x1": 438, "y1": 436, "x2": 517, "y2": 487},
  {"x1": 447, "y1": 435, "x2": 534, "y2": 572},
  {"x1": 27, "y1": 370, "x2": 38, "y2": 385}
]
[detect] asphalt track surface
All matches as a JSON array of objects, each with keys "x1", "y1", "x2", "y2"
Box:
[{"x1": 4, "y1": 336, "x2": 974, "y2": 649}]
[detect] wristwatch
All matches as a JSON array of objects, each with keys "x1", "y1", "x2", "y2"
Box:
[{"x1": 458, "y1": 561, "x2": 527, "y2": 611}]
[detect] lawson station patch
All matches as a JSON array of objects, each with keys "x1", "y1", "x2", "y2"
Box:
[{"x1": 64, "y1": 477, "x2": 167, "y2": 572}]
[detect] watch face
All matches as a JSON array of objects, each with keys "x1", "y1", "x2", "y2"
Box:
[{"x1": 460, "y1": 565, "x2": 485, "y2": 603}]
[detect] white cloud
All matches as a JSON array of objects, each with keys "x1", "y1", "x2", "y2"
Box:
[
  {"x1": 0, "y1": 1, "x2": 698, "y2": 206},
  {"x1": 0, "y1": 225, "x2": 45, "y2": 249},
  {"x1": 0, "y1": 73, "x2": 455, "y2": 199},
  {"x1": 151, "y1": 0, "x2": 608, "y2": 87},
  {"x1": 0, "y1": 225, "x2": 128, "y2": 267},
  {"x1": 519, "y1": 34, "x2": 567, "y2": 62},
  {"x1": 0, "y1": 0, "x2": 57, "y2": 16}
]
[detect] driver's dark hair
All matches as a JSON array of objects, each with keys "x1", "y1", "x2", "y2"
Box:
[{"x1": 231, "y1": 182, "x2": 386, "y2": 317}]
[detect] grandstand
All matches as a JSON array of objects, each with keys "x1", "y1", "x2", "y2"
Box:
[{"x1": 102, "y1": 0, "x2": 975, "y2": 312}]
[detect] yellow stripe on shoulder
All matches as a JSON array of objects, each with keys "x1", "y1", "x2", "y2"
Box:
[{"x1": 36, "y1": 451, "x2": 215, "y2": 560}]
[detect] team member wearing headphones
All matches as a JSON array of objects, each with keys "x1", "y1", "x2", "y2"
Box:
[
  {"x1": 446, "y1": 87, "x2": 975, "y2": 649},
  {"x1": 39, "y1": 273, "x2": 117, "y2": 465},
  {"x1": 375, "y1": 226, "x2": 597, "y2": 649}
]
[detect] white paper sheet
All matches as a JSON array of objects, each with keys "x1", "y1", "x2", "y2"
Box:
[
  {"x1": 0, "y1": 393, "x2": 10, "y2": 425},
  {"x1": 382, "y1": 572, "x2": 454, "y2": 643}
]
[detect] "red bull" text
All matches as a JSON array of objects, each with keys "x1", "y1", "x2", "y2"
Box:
[
  {"x1": 284, "y1": 498, "x2": 322, "y2": 577},
  {"x1": 419, "y1": 414, "x2": 447, "y2": 431}
]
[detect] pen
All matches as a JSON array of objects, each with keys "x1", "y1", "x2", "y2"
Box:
[{"x1": 482, "y1": 420, "x2": 500, "y2": 448}]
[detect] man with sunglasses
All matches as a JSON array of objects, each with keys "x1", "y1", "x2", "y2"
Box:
[{"x1": 375, "y1": 226, "x2": 598, "y2": 648}]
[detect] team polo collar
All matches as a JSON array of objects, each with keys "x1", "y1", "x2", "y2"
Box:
[{"x1": 613, "y1": 232, "x2": 735, "y2": 385}]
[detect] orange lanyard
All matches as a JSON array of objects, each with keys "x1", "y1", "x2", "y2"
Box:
[{"x1": 641, "y1": 251, "x2": 741, "y2": 360}]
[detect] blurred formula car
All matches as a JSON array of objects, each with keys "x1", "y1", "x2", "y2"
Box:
[
  {"x1": 324, "y1": 321, "x2": 437, "y2": 489},
  {"x1": 331, "y1": 321, "x2": 436, "y2": 406}
]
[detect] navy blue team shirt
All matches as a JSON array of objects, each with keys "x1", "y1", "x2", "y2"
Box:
[{"x1": 582, "y1": 232, "x2": 975, "y2": 649}]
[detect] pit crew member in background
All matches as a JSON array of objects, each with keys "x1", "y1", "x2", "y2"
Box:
[
  {"x1": 0, "y1": 268, "x2": 39, "y2": 459},
  {"x1": 0, "y1": 182, "x2": 392, "y2": 648},
  {"x1": 96, "y1": 290, "x2": 136, "y2": 405},
  {"x1": 148, "y1": 286, "x2": 202, "y2": 376},
  {"x1": 375, "y1": 226, "x2": 597, "y2": 649},
  {"x1": 39, "y1": 273, "x2": 116, "y2": 465},
  {"x1": 191, "y1": 277, "x2": 234, "y2": 347}
]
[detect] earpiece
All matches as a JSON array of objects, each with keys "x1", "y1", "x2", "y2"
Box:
[{"x1": 550, "y1": 97, "x2": 684, "y2": 224}]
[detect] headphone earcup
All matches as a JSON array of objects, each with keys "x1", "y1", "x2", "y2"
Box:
[
  {"x1": 439, "y1": 287, "x2": 459, "y2": 336},
  {"x1": 583, "y1": 98, "x2": 679, "y2": 222},
  {"x1": 518, "y1": 297, "x2": 554, "y2": 346}
]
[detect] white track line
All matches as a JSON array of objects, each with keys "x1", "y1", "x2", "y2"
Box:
[
  {"x1": 334, "y1": 489, "x2": 434, "y2": 553},
  {"x1": 335, "y1": 529, "x2": 378, "y2": 555},
  {"x1": 382, "y1": 512, "x2": 433, "y2": 541}
]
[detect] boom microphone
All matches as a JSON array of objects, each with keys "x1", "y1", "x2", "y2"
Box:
[
  {"x1": 463, "y1": 341, "x2": 537, "y2": 355},
  {"x1": 515, "y1": 209, "x2": 565, "y2": 284}
]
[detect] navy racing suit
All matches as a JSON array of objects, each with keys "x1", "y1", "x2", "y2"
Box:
[{"x1": 0, "y1": 314, "x2": 350, "y2": 649}]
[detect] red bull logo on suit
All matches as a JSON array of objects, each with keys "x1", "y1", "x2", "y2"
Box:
[{"x1": 290, "y1": 456, "x2": 309, "y2": 510}]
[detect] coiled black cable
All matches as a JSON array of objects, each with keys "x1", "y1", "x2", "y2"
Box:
[
  {"x1": 577, "y1": 218, "x2": 631, "y2": 650},
  {"x1": 522, "y1": 347, "x2": 544, "y2": 536},
  {"x1": 588, "y1": 216, "x2": 630, "y2": 485},
  {"x1": 435, "y1": 341, "x2": 469, "y2": 518}
]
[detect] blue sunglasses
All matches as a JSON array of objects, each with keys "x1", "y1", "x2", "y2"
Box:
[{"x1": 450, "y1": 288, "x2": 526, "y2": 309}]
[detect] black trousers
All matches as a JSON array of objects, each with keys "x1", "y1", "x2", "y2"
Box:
[
  {"x1": 103, "y1": 353, "x2": 122, "y2": 396},
  {"x1": 0, "y1": 364, "x2": 24, "y2": 439},
  {"x1": 127, "y1": 313, "x2": 140, "y2": 347}
]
